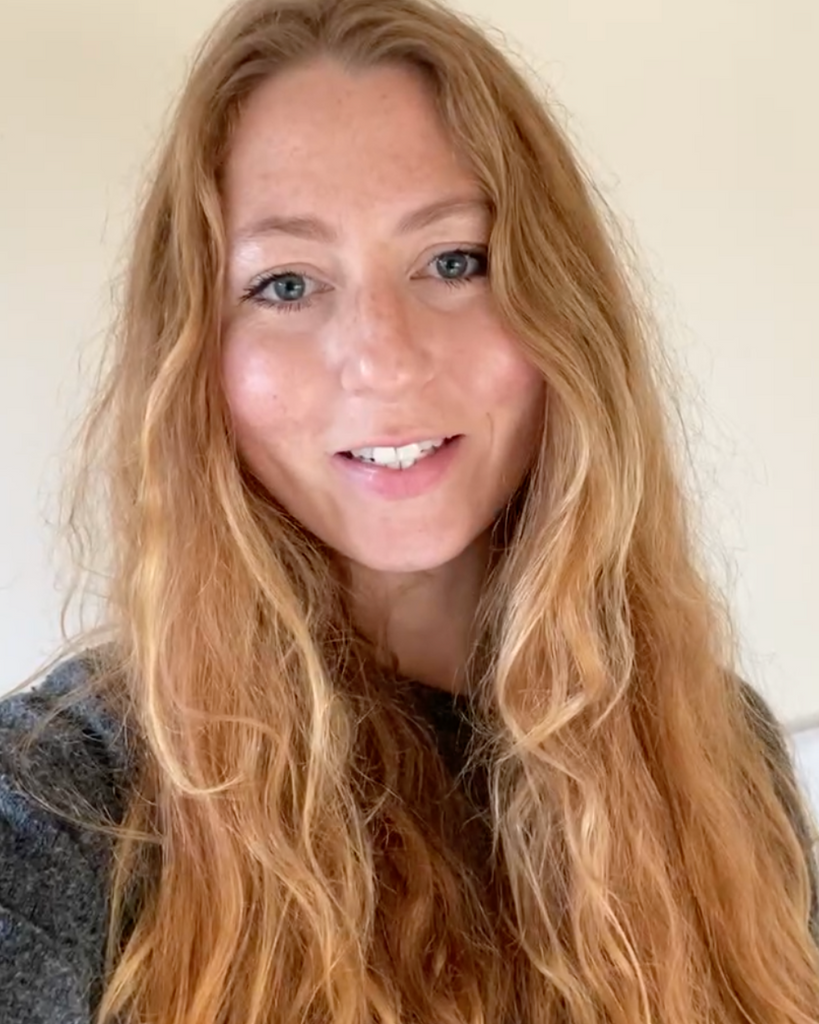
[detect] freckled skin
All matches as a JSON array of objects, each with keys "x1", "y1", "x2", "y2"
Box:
[{"x1": 220, "y1": 58, "x2": 544, "y2": 582}]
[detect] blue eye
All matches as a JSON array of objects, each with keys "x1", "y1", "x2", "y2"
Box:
[
  {"x1": 433, "y1": 249, "x2": 488, "y2": 285},
  {"x1": 242, "y1": 247, "x2": 489, "y2": 314},
  {"x1": 246, "y1": 271, "x2": 314, "y2": 313}
]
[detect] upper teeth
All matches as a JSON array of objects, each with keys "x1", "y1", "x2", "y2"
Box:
[{"x1": 350, "y1": 438, "x2": 446, "y2": 468}]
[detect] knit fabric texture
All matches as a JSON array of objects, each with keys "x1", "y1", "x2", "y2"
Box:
[{"x1": 1, "y1": 654, "x2": 817, "y2": 1023}]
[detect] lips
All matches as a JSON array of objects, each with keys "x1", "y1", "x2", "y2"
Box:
[
  {"x1": 338, "y1": 434, "x2": 460, "y2": 456},
  {"x1": 332, "y1": 433, "x2": 465, "y2": 500}
]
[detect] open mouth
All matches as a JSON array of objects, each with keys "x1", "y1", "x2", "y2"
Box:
[
  {"x1": 332, "y1": 434, "x2": 465, "y2": 497},
  {"x1": 338, "y1": 434, "x2": 461, "y2": 469}
]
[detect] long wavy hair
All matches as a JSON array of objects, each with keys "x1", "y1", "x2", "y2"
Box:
[{"x1": 15, "y1": 0, "x2": 819, "y2": 1021}]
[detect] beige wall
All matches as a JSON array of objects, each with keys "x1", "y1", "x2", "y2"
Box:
[{"x1": 1, "y1": 0, "x2": 817, "y2": 728}]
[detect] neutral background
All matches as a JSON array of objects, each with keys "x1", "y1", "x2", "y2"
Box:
[{"x1": 1, "y1": 0, "x2": 817, "y2": 800}]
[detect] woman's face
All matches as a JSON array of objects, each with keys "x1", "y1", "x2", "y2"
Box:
[{"x1": 221, "y1": 58, "x2": 544, "y2": 574}]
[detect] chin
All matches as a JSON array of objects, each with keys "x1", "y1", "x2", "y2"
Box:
[{"x1": 338, "y1": 528, "x2": 475, "y2": 575}]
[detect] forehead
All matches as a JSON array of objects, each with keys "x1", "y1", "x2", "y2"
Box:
[{"x1": 222, "y1": 59, "x2": 479, "y2": 229}]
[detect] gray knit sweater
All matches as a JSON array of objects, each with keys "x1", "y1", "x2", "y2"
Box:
[{"x1": 1, "y1": 653, "x2": 817, "y2": 1023}]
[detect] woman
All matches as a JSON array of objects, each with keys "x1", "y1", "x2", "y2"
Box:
[{"x1": 1, "y1": 0, "x2": 817, "y2": 1022}]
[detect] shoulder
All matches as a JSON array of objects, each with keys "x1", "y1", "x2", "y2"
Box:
[
  {"x1": 0, "y1": 648, "x2": 134, "y2": 1022},
  {"x1": 735, "y1": 675, "x2": 819, "y2": 944},
  {"x1": 735, "y1": 675, "x2": 792, "y2": 755},
  {"x1": 0, "y1": 648, "x2": 134, "y2": 826}
]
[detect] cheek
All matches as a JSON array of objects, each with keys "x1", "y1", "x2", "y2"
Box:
[
  {"x1": 469, "y1": 330, "x2": 545, "y2": 436},
  {"x1": 220, "y1": 329, "x2": 304, "y2": 462}
]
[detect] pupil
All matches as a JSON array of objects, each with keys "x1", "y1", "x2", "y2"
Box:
[
  {"x1": 275, "y1": 274, "x2": 305, "y2": 301},
  {"x1": 438, "y1": 252, "x2": 467, "y2": 278}
]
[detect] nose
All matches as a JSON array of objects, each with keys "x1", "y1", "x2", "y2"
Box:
[{"x1": 338, "y1": 278, "x2": 434, "y2": 397}]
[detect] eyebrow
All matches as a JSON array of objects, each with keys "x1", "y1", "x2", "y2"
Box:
[{"x1": 232, "y1": 195, "x2": 492, "y2": 246}]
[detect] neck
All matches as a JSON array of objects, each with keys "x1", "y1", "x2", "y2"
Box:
[{"x1": 342, "y1": 531, "x2": 492, "y2": 694}]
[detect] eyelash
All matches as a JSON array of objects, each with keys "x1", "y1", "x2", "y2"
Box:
[{"x1": 241, "y1": 247, "x2": 489, "y2": 314}]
